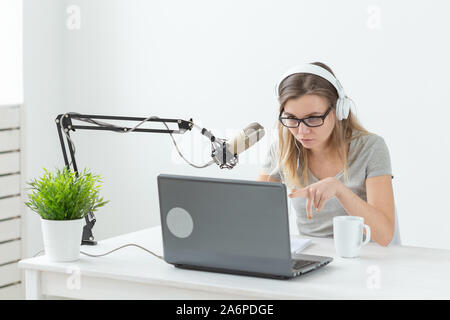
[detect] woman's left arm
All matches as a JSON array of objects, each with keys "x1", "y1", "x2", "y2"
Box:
[
  {"x1": 289, "y1": 175, "x2": 395, "y2": 246},
  {"x1": 336, "y1": 175, "x2": 395, "y2": 246}
]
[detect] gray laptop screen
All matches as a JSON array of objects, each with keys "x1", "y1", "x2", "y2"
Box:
[{"x1": 157, "y1": 174, "x2": 292, "y2": 276}]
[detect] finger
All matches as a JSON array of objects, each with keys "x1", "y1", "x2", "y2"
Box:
[
  {"x1": 288, "y1": 187, "x2": 309, "y2": 198},
  {"x1": 316, "y1": 194, "x2": 329, "y2": 212},
  {"x1": 305, "y1": 195, "x2": 312, "y2": 219},
  {"x1": 314, "y1": 190, "x2": 322, "y2": 210},
  {"x1": 289, "y1": 188, "x2": 307, "y2": 197},
  {"x1": 289, "y1": 188, "x2": 297, "y2": 197},
  {"x1": 306, "y1": 188, "x2": 314, "y2": 219}
]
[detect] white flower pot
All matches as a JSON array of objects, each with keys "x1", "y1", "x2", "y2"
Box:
[{"x1": 41, "y1": 218, "x2": 84, "y2": 262}]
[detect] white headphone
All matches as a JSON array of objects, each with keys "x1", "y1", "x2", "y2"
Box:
[{"x1": 275, "y1": 63, "x2": 353, "y2": 121}]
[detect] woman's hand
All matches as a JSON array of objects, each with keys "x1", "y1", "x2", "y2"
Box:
[{"x1": 288, "y1": 177, "x2": 344, "y2": 219}]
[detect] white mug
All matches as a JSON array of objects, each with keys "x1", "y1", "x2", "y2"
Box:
[{"x1": 333, "y1": 216, "x2": 371, "y2": 258}]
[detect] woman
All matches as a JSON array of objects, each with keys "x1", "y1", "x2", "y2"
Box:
[{"x1": 258, "y1": 62, "x2": 397, "y2": 246}]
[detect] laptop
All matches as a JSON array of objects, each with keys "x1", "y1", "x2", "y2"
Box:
[{"x1": 157, "y1": 174, "x2": 333, "y2": 280}]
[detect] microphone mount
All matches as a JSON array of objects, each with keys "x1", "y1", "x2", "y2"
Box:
[
  {"x1": 211, "y1": 139, "x2": 238, "y2": 170},
  {"x1": 55, "y1": 112, "x2": 203, "y2": 245},
  {"x1": 198, "y1": 128, "x2": 238, "y2": 170}
]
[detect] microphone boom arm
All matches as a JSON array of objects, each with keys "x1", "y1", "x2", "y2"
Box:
[{"x1": 55, "y1": 113, "x2": 197, "y2": 245}]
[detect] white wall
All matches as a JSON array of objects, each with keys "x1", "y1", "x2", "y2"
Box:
[
  {"x1": 23, "y1": 0, "x2": 65, "y2": 257},
  {"x1": 0, "y1": 0, "x2": 22, "y2": 104},
  {"x1": 23, "y1": 0, "x2": 450, "y2": 256}
]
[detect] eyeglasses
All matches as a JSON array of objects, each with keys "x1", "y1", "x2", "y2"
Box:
[{"x1": 279, "y1": 107, "x2": 332, "y2": 128}]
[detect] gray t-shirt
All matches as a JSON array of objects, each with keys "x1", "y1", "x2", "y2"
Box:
[{"x1": 261, "y1": 132, "x2": 393, "y2": 238}]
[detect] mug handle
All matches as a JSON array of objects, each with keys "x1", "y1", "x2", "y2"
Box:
[{"x1": 362, "y1": 224, "x2": 371, "y2": 246}]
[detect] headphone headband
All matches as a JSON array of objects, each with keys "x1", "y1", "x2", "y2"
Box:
[{"x1": 275, "y1": 63, "x2": 351, "y2": 120}]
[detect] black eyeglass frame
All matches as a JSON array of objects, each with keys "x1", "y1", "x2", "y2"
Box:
[{"x1": 278, "y1": 107, "x2": 332, "y2": 128}]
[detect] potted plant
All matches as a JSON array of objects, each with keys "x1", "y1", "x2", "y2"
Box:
[{"x1": 25, "y1": 167, "x2": 109, "y2": 262}]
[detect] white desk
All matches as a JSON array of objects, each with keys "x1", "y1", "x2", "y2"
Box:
[{"x1": 18, "y1": 226, "x2": 450, "y2": 300}]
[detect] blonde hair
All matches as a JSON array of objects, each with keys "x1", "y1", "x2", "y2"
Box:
[{"x1": 276, "y1": 62, "x2": 371, "y2": 189}]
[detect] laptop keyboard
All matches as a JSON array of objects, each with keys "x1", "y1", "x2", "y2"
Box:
[{"x1": 292, "y1": 259, "x2": 317, "y2": 270}]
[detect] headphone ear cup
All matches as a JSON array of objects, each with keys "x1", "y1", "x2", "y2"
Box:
[{"x1": 335, "y1": 98, "x2": 350, "y2": 120}]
